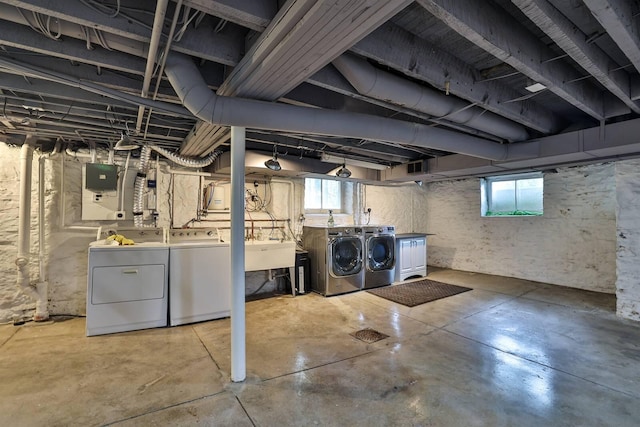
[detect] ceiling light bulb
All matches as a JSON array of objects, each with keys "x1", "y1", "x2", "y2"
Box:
[
  {"x1": 264, "y1": 153, "x2": 281, "y2": 171},
  {"x1": 336, "y1": 163, "x2": 351, "y2": 178},
  {"x1": 113, "y1": 132, "x2": 140, "y2": 150}
]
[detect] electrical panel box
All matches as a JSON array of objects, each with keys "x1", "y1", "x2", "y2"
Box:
[
  {"x1": 82, "y1": 164, "x2": 120, "y2": 220},
  {"x1": 85, "y1": 163, "x2": 118, "y2": 191}
]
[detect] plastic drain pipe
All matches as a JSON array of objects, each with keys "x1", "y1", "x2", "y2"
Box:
[{"x1": 16, "y1": 136, "x2": 48, "y2": 321}]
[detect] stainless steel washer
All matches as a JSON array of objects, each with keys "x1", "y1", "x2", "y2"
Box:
[
  {"x1": 303, "y1": 226, "x2": 364, "y2": 296},
  {"x1": 362, "y1": 225, "x2": 396, "y2": 289}
]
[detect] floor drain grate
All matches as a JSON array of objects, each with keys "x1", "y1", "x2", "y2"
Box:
[{"x1": 351, "y1": 328, "x2": 389, "y2": 343}]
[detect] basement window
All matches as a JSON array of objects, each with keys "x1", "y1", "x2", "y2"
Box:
[
  {"x1": 481, "y1": 172, "x2": 543, "y2": 217},
  {"x1": 304, "y1": 178, "x2": 343, "y2": 212}
]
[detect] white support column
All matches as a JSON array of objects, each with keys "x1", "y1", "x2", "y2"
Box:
[{"x1": 230, "y1": 126, "x2": 246, "y2": 382}]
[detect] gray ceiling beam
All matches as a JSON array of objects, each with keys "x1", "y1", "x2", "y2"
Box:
[
  {"x1": 513, "y1": 0, "x2": 640, "y2": 114},
  {"x1": 184, "y1": 0, "x2": 412, "y2": 157},
  {"x1": 218, "y1": 0, "x2": 412, "y2": 99},
  {"x1": 245, "y1": 131, "x2": 416, "y2": 162},
  {"x1": 583, "y1": 0, "x2": 640, "y2": 76},
  {"x1": 170, "y1": 15, "x2": 243, "y2": 66},
  {"x1": 1, "y1": 96, "x2": 193, "y2": 133},
  {"x1": 1, "y1": 0, "x2": 154, "y2": 41},
  {"x1": 416, "y1": 0, "x2": 629, "y2": 120},
  {"x1": 0, "y1": 70, "x2": 134, "y2": 110},
  {"x1": 181, "y1": 0, "x2": 277, "y2": 32},
  {"x1": 0, "y1": 18, "x2": 148, "y2": 75},
  {"x1": 2, "y1": 54, "x2": 175, "y2": 98},
  {"x1": 0, "y1": 2, "x2": 242, "y2": 66},
  {"x1": 351, "y1": 22, "x2": 559, "y2": 134}
]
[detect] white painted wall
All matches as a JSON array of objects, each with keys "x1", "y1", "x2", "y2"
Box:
[
  {"x1": 0, "y1": 144, "x2": 39, "y2": 321},
  {"x1": 424, "y1": 164, "x2": 617, "y2": 293},
  {"x1": 363, "y1": 184, "x2": 428, "y2": 232},
  {"x1": 615, "y1": 159, "x2": 640, "y2": 321},
  {"x1": 0, "y1": 143, "x2": 310, "y2": 322},
  {"x1": 363, "y1": 164, "x2": 617, "y2": 294},
  {"x1": 1, "y1": 140, "x2": 636, "y2": 322}
]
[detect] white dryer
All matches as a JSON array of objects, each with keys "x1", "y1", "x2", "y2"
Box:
[
  {"x1": 168, "y1": 229, "x2": 231, "y2": 326},
  {"x1": 87, "y1": 242, "x2": 168, "y2": 336}
]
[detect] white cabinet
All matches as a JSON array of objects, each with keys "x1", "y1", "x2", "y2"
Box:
[{"x1": 395, "y1": 235, "x2": 427, "y2": 281}]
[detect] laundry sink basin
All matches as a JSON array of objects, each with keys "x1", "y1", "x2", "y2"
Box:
[{"x1": 245, "y1": 240, "x2": 296, "y2": 272}]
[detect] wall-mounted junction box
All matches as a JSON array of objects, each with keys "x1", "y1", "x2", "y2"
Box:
[{"x1": 82, "y1": 163, "x2": 120, "y2": 220}]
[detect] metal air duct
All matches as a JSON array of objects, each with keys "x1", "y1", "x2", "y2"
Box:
[
  {"x1": 333, "y1": 54, "x2": 529, "y2": 142},
  {"x1": 164, "y1": 54, "x2": 511, "y2": 161}
]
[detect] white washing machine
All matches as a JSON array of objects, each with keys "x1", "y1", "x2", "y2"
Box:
[
  {"x1": 168, "y1": 228, "x2": 231, "y2": 326},
  {"x1": 86, "y1": 228, "x2": 168, "y2": 336}
]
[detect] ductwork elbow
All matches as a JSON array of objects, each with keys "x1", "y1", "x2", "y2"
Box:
[
  {"x1": 165, "y1": 54, "x2": 218, "y2": 121},
  {"x1": 165, "y1": 53, "x2": 510, "y2": 161}
]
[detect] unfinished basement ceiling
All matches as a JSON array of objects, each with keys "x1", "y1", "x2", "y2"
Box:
[{"x1": 1, "y1": 0, "x2": 640, "y2": 176}]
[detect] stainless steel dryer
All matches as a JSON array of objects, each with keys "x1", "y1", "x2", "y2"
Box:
[
  {"x1": 362, "y1": 225, "x2": 396, "y2": 289},
  {"x1": 303, "y1": 226, "x2": 364, "y2": 296}
]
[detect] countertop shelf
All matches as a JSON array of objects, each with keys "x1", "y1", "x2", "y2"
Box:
[{"x1": 395, "y1": 233, "x2": 434, "y2": 239}]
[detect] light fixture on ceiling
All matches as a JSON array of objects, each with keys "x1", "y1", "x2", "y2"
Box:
[
  {"x1": 336, "y1": 162, "x2": 352, "y2": 178},
  {"x1": 114, "y1": 132, "x2": 140, "y2": 151},
  {"x1": 264, "y1": 145, "x2": 282, "y2": 171},
  {"x1": 320, "y1": 153, "x2": 389, "y2": 170},
  {"x1": 524, "y1": 82, "x2": 547, "y2": 93}
]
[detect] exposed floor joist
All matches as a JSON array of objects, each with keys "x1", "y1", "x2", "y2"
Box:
[
  {"x1": 350, "y1": 22, "x2": 560, "y2": 134},
  {"x1": 582, "y1": 0, "x2": 640, "y2": 77},
  {"x1": 416, "y1": 0, "x2": 629, "y2": 120},
  {"x1": 513, "y1": 0, "x2": 640, "y2": 114}
]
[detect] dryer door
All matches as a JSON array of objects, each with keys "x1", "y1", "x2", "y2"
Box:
[
  {"x1": 367, "y1": 235, "x2": 395, "y2": 272},
  {"x1": 329, "y1": 236, "x2": 363, "y2": 277}
]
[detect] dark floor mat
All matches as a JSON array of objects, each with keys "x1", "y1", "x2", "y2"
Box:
[{"x1": 367, "y1": 279, "x2": 472, "y2": 307}]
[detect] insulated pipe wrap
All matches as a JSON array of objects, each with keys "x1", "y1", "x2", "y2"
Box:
[
  {"x1": 332, "y1": 54, "x2": 529, "y2": 142},
  {"x1": 150, "y1": 145, "x2": 221, "y2": 168},
  {"x1": 164, "y1": 54, "x2": 510, "y2": 161},
  {"x1": 133, "y1": 145, "x2": 151, "y2": 228}
]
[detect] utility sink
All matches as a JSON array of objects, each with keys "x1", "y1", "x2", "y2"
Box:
[{"x1": 245, "y1": 240, "x2": 296, "y2": 272}]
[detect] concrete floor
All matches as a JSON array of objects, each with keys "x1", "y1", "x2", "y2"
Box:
[{"x1": 1, "y1": 268, "x2": 639, "y2": 426}]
